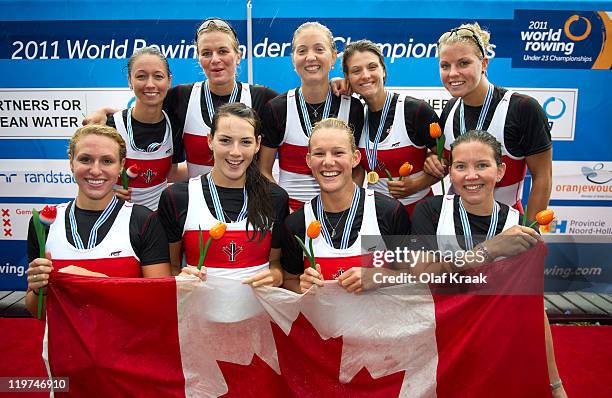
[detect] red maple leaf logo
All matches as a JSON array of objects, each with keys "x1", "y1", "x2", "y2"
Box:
[{"x1": 218, "y1": 313, "x2": 405, "y2": 397}]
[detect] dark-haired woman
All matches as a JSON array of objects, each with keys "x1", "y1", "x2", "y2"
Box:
[
  {"x1": 158, "y1": 103, "x2": 289, "y2": 286},
  {"x1": 107, "y1": 46, "x2": 183, "y2": 210},
  {"x1": 342, "y1": 39, "x2": 440, "y2": 216},
  {"x1": 413, "y1": 130, "x2": 565, "y2": 398}
]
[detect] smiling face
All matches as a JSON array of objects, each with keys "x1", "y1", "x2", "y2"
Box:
[
  {"x1": 439, "y1": 41, "x2": 488, "y2": 105},
  {"x1": 70, "y1": 134, "x2": 124, "y2": 210},
  {"x1": 208, "y1": 114, "x2": 260, "y2": 188},
  {"x1": 292, "y1": 27, "x2": 337, "y2": 85},
  {"x1": 197, "y1": 30, "x2": 241, "y2": 91},
  {"x1": 128, "y1": 53, "x2": 171, "y2": 108},
  {"x1": 345, "y1": 50, "x2": 386, "y2": 103},
  {"x1": 307, "y1": 127, "x2": 360, "y2": 195},
  {"x1": 450, "y1": 140, "x2": 505, "y2": 213}
]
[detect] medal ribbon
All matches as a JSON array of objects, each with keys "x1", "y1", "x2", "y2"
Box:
[
  {"x1": 458, "y1": 197, "x2": 499, "y2": 250},
  {"x1": 297, "y1": 87, "x2": 332, "y2": 136},
  {"x1": 207, "y1": 172, "x2": 248, "y2": 223},
  {"x1": 126, "y1": 107, "x2": 171, "y2": 152},
  {"x1": 204, "y1": 80, "x2": 238, "y2": 124},
  {"x1": 363, "y1": 92, "x2": 392, "y2": 171},
  {"x1": 316, "y1": 185, "x2": 360, "y2": 249},
  {"x1": 459, "y1": 83, "x2": 494, "y2": 134},
  {"x1": 69, "y1": 195, "x2": 119, "y2": 250}
]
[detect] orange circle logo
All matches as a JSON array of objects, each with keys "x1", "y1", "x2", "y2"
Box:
[{"x1": 564, "y1": 15, "x2": 591, "y2": 41}]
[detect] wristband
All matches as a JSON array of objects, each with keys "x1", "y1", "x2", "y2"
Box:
[
  {"x1": 550, "y1": 379, "x2": 563, "y2": 391},
  {"x1": 474, "y1": 244, "x2": 492, "y2": 263}
]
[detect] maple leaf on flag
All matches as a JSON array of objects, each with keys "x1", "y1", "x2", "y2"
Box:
[{"x1": 272, "y1": 313, "x2": 405, "y2": 397}]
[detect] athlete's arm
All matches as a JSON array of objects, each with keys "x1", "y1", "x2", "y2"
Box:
[
  {"x1": 387, "y1": 171, "x2": 439, "y2": 198},
  {"x1": 83, "y1": 107, "x2": 120, "y2": 125},
  {"x1": 142, "y1": 262, "x2": 171, "y2": 277},
  {"x1": 168, "y1": 162, "x2": 189, "y2": 183},
  {"x1": 168, "y1": 241, "x2": 183, "y2": 276},
  {"x1": 525, "y1": 148, "x2": 552, "y2": 222},
  {"x1": 242, "y1": 248, "x2": 283, "y2": 287},
  {"x1": 259, "y1": 146, "x2": 278, "y2": 183}
]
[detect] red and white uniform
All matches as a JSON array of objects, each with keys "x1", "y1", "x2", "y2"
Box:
[
  {"x1": 359, "y1": 96, "x2": 431, "y2": 211},
  {"x1": 436, "y1": 194, "x2": 519, "y2": 253},
  {"x1": 302, "y1": 189, "x2": 384, "y2": 280},
  {"x1": 182, "y1": 82, "x2": 252, "y2": 178},
  {"x1": 443, "y1": 91, "x2": 527, "y2": 211},
  {"x1": 181, "y1": 176, "x2": 270, "y2": 279},
  {"x1": 45, "y1": 202, "x2": 141, "y2": 277},
  {"x1": 113, "y1": 111, "x2": 173, "y2": 211},
  {"x1": 278, "y1": 89, "x2": 351, "y2": 211}
]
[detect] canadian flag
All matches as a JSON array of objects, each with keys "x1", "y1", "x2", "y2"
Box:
[{"x1": 43, "y1": 244, "x2": 549, "y2": 397}]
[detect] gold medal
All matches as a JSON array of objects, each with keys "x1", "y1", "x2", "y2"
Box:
[{"x1": 367, "y1": 171, "x2": 379, "y2": 184}]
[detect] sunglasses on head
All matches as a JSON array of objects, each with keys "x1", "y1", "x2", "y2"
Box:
[
  {"x1": 438, "y1": 27, "x2": 486, "y2": 58},
  {"x1": 196, "y1": 18, "x2": 237, "y2": 39}
]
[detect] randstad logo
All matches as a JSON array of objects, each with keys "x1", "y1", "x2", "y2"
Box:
[
  {"x1": 581, "y1": 163, "x2": 612, "y2": 185},
  {"x1": 543, "y1": 97, "x2": 566, "y2": 120}
]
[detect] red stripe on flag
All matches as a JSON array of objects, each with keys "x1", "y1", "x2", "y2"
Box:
[
  {"x1": 432, "y1": 243, "x2": 549, "y2": 397},
  {"x1": 46, "y1": 272, "x2": 186, "y2": 397}
]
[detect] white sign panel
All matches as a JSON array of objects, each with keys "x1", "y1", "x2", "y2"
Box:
[
  {"x1": 551, "y1": 161, "x2": 612, "y2": 201},
  {"x1": 388, "y1": 86, "x2": 577, "y2": 141},
  {"x1": 0, "y1": 203, "x2": 49, "y2": 241},
  {"x1": 0, "y1": 88, "x2": 132, "y2": 138},
  {"x1": 0, "y1": 159, "x2": 77, "y2": 198},
  {"x1": 541, "y1": 206, "x2": 612, "y2": 235}
]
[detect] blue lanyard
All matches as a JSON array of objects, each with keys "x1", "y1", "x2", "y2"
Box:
[
  {"x1": 363, "y1": 92, "x2": 392, "y2": 170},
  {"x1": 69, "y1": 196, "x2": 118, "y2": 249},
  {"x1": 459, "y1": 83, "x2": 494, "y2": 134},
  {"x1": 297, "y1": 87, "x2": 332, "y2": 136},
  {"x1": 316, "y1": 185, "x2": 360, "y2": 249},
  {"x1": 207, "y1": 172, "x2": 248, "y2": 223},
  {"x1": 458, "y1": 197, "x2": 499, "y2": 250},
  {"x1": 204, "y1": 80, "x2": 238, "y2": 123},
  {"x1": 126, "y1": 107, "x2": 171, "y2": 152}
]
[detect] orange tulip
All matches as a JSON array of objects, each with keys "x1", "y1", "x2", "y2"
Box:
[
  {"x1": 307, "y1": 220, "x2": 322, "y2": 239},
  {"x1": 209, "y1": 222, "x2": 227, "y2": 240},
  {"x1": 535, "y1": 209, "x2": 555, "y2": 226},
  {"x1": 399, "y1": 162, "x2": 413, "y2": 178},
  {"x1": 429, "y1": 122, "x2": 442, "y2": 139}
]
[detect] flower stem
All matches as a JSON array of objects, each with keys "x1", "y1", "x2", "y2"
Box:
[
  {"x1": 32, "y1": 210, "x2": 45, "y2": 320},
  {"x1": 295, "y1": 235, "x2": 314, "y2": 268},
  {"x1": 121, "y1": 169, "x2": 128, "y2": 190}
]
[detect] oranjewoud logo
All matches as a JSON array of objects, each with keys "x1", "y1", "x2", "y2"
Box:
[
  {"x1": 543, "y1": 97, "x2": 566, "y2": 120},
  {"x1": 581, "y1": 163, "x2": 612, "y2": 185}
]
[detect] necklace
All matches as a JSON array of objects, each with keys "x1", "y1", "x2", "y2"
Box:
[
  {"x1": 323, "y1": 209, "x2": 347, "y2": 239},
  {"x1": 306, "y1": 101, "x2": 325, "y2": 118}
]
